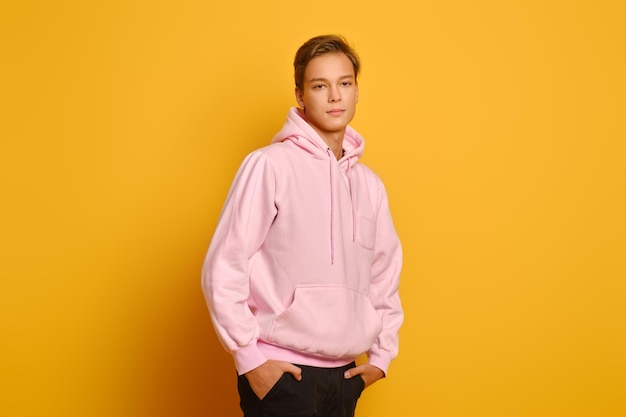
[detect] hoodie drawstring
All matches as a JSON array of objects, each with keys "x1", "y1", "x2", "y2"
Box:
[
  {"x1": 347, "y1": 157, "x2": 356, "y2": 242},
  {"x1": 327, "y1": 148, "x2": 335, "y2": 265},
  {"x1": 327, "y1": 149, "x2": 358, "y2": 265}
]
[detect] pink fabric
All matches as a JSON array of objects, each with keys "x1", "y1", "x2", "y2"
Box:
[{"x1": 202, "y1": 107, "x2": 403, "y2": 375}]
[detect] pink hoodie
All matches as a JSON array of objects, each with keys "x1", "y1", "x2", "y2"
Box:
[{"x1": 202, "y1": 107, "x2": 403, "y2": 376}]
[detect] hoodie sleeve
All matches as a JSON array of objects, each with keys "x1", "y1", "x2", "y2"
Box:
[
  {"x1": 201, "y1": 150, "x2": 276, "y2": 375},
  {"x1": 367, "y1": 181, "x2": 404, "y2": 376}
]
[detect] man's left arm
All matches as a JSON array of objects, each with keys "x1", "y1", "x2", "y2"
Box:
[{"x1": 345, "y1": 181, "x2": 404, "y2": 386}]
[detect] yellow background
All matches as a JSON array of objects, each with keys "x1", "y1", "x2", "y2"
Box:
[{"x1": 2, "y1": 1, "x2": 625, "y2": 416}]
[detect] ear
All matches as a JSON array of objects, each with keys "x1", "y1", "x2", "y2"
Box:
[
  {"x1": 295, "y1": 87, "x2": 305, "y2": 108},
  {"x1": 355, "y1": 83, "x2": 359, "y2": 104}
]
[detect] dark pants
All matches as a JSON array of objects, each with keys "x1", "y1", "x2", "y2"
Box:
[{"x1": 237, "y1": 362, "x2": 365, "y2": 417}]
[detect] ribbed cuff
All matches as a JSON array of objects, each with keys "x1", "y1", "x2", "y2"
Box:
[
  {"x1": 367, "y1": 348, "x2": 393, "y2": 377},
  {"x1": 233, "y1": 341, "x2": 268, "y2": 375}
]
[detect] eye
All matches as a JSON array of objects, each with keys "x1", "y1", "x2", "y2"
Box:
[
  {"x1": 313, "y1": 84, "x2": 326, "y2": 89},
  {"x1": 341, "y1": 81, "x2": 353, "y2": 87}
]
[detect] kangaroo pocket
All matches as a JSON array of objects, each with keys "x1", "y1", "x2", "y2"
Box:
[{"x1": 267, "y1": 285, "x2": 382, "y2": 358}]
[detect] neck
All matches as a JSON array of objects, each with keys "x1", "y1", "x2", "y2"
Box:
[
  {"x1": 319, "y1": 130, "x2": 345, "y2": 160},
  {"x1": 297, "y1": 108, "x2": 345, "y2": 159}
]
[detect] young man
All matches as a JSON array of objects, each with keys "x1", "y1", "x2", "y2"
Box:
[{"x1": 202, "y1": 34, "x2": 403, "y2": 417}]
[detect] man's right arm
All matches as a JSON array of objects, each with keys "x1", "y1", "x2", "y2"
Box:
[{"x1": 201, "y1": 151, "x2": 277, "y2": 375}]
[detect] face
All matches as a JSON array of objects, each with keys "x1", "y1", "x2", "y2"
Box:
[{"x1": 295, "y1": 53, "x2": 359, "y2": 141}]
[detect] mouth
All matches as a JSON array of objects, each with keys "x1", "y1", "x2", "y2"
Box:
[{"x1": 327, "y1": 109, "x2": 345, "y2": 116}]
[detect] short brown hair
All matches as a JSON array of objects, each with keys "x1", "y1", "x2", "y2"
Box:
[{"x1": 294, "y1": 34, "x2": 360, "y2": 91}]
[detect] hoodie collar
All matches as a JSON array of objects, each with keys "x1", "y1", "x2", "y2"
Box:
[{"x1": 271, "y1": 107, "x2": 364, "y2": 169}]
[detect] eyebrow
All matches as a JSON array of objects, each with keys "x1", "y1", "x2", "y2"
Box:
[{"x1": 307, "y1": 74, "x2": 355, "y2": 83}]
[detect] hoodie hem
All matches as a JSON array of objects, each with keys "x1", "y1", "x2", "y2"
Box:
[{"x1": 258, "y1": 340, "x2": 355, "y2": 368}]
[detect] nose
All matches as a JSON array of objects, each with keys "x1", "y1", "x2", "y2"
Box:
[{"x1": 329, "y1": 85, "x2": 341, "y2": 102}]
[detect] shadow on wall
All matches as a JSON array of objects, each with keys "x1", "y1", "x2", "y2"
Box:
[{"x1": 126, "y1": 275, "x2": 241, "y2": 416}]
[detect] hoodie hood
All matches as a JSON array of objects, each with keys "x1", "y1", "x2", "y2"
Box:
[{"x1": 271, "y1": 107, "x2": 364, "y2": 170}]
